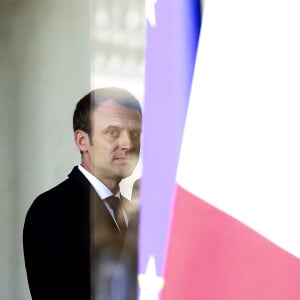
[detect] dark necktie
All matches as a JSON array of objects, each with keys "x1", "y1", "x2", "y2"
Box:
[{"x1": 105, "y1": 196, "x2": 127, "y2": 233}]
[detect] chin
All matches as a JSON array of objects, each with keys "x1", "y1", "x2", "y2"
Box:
[
  {"x1": 116, "y1": 161, "x2": 137, "y2": 178},
  {"x1": 119, "y1": 170, "x2": 133, "y2": 179}
]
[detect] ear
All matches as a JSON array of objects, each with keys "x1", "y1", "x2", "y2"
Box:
[{"x1": 74, "y1": 130, "x2": 90, "y2": 153}]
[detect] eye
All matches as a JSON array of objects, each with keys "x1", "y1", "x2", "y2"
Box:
[
  {"x1": 107, "y1": 127, "x2": 120, "y2": 137},
  {"x1": 130, "y1": 129, "x2": 141, "y2": 139}
]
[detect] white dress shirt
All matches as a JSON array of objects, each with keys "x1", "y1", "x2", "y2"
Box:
[{"x1": 77, "y1": 165, "x2": 128, "y2": 230}]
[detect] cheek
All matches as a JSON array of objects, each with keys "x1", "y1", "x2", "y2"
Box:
[
  {"x1": 102, "y1": 140, "x2": 119, "y2": 153},
  {"x1": 90, "y1": 143, "x2": 108, "y2": 159},
  {"x1": 134, "y1": 140, "x2": 141, "y2": 151}
]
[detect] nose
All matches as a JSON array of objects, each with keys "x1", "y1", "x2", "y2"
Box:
[{"x1": 120, "y1": 131, "x2": 134, "y2": 151}]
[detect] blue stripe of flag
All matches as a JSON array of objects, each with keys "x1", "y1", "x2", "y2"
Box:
[{"x1": 139, "y1": 0, "x2": 202, "y2": 283}]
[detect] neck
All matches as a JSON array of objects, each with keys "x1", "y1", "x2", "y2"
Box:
[
  {"x1": 104, "y1": 180, "x2": 120, "y2": 194},
  {"x1": 80, "y1": 163, "x2": 120, "y2": 194}
]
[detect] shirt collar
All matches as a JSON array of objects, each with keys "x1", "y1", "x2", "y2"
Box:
[{"x1": 77, "y1": 165, "x2": 120, "y2": 200}]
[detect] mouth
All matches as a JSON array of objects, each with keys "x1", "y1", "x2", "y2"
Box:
[
  {"x1": 113, "y1": 152, "x2": 138, "y2": 165},
  {"x1": 114, "y1": 156, "x2": 130, "y2": 163},
  {"x1": 115, "y1": 157, "x2": 126, "y2": 161}
]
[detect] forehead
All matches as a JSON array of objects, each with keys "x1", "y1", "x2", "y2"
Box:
[{"x1": 92, "y1": 100, "x2": 141, "y2": 127}]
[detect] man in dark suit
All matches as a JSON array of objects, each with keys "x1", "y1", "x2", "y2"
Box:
[{"x1": 23, "y1": 87, "x2": 142, "y2": 300}]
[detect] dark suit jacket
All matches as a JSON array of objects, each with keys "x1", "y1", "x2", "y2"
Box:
[{"x1": 23, "y1": 167, "x2": 138, "y2": 300}]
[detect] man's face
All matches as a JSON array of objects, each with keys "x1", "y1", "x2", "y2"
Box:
[{"x1": 84, "y1": 100, "x2": 141, "y2": 186}]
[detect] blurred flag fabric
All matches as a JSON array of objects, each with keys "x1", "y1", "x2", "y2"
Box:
[
  {"x1": 159, "y1": 0, "x2": 300, "y2": 299},
  {"x1": 139, "y1": 0, "x2": 201, "y2": 299},
  {"x1": 140, "y1": 0, "x2": 300, "y2": 299}
]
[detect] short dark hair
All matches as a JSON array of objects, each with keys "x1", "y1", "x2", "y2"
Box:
[{"x1": 73, "y1": 87, "x2": 142, "y2": 137}]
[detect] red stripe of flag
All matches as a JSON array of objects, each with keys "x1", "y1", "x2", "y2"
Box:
[{"x1": 162, "y1": 185, "x2": 300, "y2": 300}]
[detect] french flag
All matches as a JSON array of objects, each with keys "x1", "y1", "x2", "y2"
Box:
[{"x1": 140, "y1": 0, "x2": 300, "y2": 299}]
